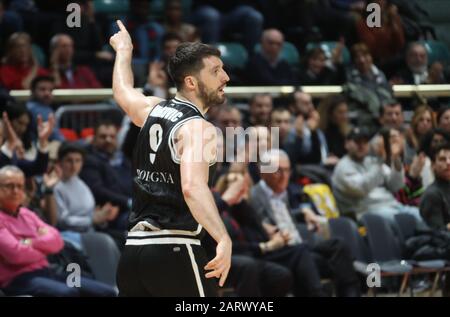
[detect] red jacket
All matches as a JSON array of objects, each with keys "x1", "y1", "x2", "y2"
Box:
[
  {"x1": 0, "y1": 65, "x2": 49, "y2": 90},
  {"x1": 57, "y1": 65, "x2": 102, "y2": 89}
]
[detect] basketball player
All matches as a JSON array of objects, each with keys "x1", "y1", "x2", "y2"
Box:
[{"x1": 110, "y1": 20, "x2": 232, "y2": 296}]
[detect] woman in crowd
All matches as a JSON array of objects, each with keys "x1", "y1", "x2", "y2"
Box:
[
  {"x1": 437, "y1": 106, "x2": 450, "y2": 134},
  {"x1": 404, "y1": 105, "x2": 436, "y2": 164},
  {"x1": 318, "y1": 94, "x2": 351, "y2": 159},
  {"x1": 0, "y1": 32, "x2": 48, "y2": 90}
]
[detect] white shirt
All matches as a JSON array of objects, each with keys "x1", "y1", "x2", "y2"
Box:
[{"x1": 259, "y1": 181, "x2": 303, "y2": 245}]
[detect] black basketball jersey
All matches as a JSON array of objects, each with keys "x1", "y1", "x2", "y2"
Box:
[{"x1": 129, "y1": 97, "x2": 216, "y2": 235}]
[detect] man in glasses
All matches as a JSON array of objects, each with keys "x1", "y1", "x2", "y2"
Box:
[
  {"x1": 0, "y1": 165, "x2": 116, "y2": 296},
  {"x1": 250, "y1": 149, "x2": 360, "y2": 296}
]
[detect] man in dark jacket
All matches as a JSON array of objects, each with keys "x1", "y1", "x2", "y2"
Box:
[{"x1": 80, "y1": 120, "x2": 132, "y2": 230}]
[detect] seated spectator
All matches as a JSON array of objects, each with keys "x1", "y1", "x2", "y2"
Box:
[
  {"x1": 24, "y1": 164, "x2": 60, "y2": 226},
  {"x1": 378, "y1": 100, "x2": 405, "y2": 130},
  {"x1": 283, "y1": 112, "x2": 325, "y2": 166},
  {"x1": 52, "y1": 0, "x2": 114, "y2": 87},
  {"x1": 356, "y1": 0, "x2": 405, "y2": 64},
  {"x1": 404, "y1": 105, "x2": 436, "y2": 163},
  {"x1": 377, "y1": 127, "x2": 426, "y2": 207},
  {"x1": 249, "y1": 149, "x2": 360, "y2": 296},
  {"x1": 318, "y1": 94, "x2": 351, "y2": 159},
  {"x1": 0, "y1": 32, "x2": 48, "y2": 90},
  {"x1": 110, "y1": 0, "x2": 164, "y2": 64},
  {"x1": 0, "y1": 106, "x2": 52, "y2": 177},
  {"x1": 242, "y1": 93, "x2": 273, "y2": 128},
  {"x1": 4, "y1": 103, "x2": 52, "y2": 161},
  {"x1": 437, "y1": 106, "x2": 450, "y2": 134},
  {"x1": 246, "y1": 29, "x2": 296, "y2": 85},
  {"x1": 209, "y1": 168, "x2": 293, "y2": 297},
  {"x1": 332, "y1": 127, "x2": 424, "y2": 225},
  {"x1": 49, "y1": 33, "x2": 102, "y2": 89},
  {"x1": 26, "y1": 75, "x2": 64, "y2": 142},
  {"x1": 284, "y1": 91, "x2": 331, "y2": 166},
  {"x1": 287, "y1": 90, "x2": 321, "y2": 132},
  {"x1": 80, "y1": 121, "x2": 132, "y2": 230},
  {"x1": 214, "y1": 105, "x2": 246, "y2": 166},
  {"x1": 143, "y1": 33, "x2": 182, "y2": 99},
  {"x1": 391, "y1": 42, "x2": 449, "y2": 85},
  {"x1": 245, "y1": 126, "x2": 273, "y2": 183},
  {"x1": 0, "y1": 165, "x2": 116, "y2": 296},
  {"x1": 420, "y1": 143, "x2": 450, "y2": 231},
  {"x1": 346, "y1": 43, "x2": 393, "y2": 107},
  {"x1": 163, "y1": 0, "x2": 197, "y2": 42},
  {"x1": 212, "y1": 162, "x2": 325, "y2": 297},
  {"x1": 417, "y1": 128, "x2": 450, "y2": 188},
  {"x1": 371, "y1": 100, "x2": 413, "y2": 164},
  {"x1": 269, "y1": 107, "x2": 292, "y2": 146},
  {"x1": 298, "y1": 44, "x2": 345, "y2": 86},
  {"x1": 54, "y1": 143, "x2": 119, "y2": 233},
  {"x1": 191, "y1": 0, "x2": 263, "y2": 51}
]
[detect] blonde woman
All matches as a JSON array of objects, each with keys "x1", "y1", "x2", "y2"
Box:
[
  {"x1": 407, "y1": 105, "x2": 436, "y2": 151},
  {"x1": 0, "y1": 32, "x2": 48, "y2": 89}
]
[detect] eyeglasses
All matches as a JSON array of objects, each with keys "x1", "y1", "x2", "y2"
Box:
[{"x1": 0, "y1": 183, "x2": 25, "y2": 191}]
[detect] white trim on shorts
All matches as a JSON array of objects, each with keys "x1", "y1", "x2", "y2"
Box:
[
  {"x1": 186, "y1": 244, "x2": 205, "y2": 297},
  {"x1": 125, "y1": 237, "x2": 201, "y2": 246},
  {"x1": 128, "y1": 222, "x2": 203, "y2": 237}
]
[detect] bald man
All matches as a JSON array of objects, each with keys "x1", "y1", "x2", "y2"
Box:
[
  {"x1": 246, "y1": 28, "x2": 297, "y2": 85},
  {"x1": 0, "y1": 166, "x2": 116, "y2": 296},
  {"x1": 49, "y1": 34, "x2": 102, "y2": 89}
]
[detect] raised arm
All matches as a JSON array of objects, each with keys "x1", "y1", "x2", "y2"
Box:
[
  {"x1": 110, "y1": 20, "x2": 163, "y2": 127},
  {"x1": 178, "y1": 119, "x2": 231, "y2": 287}
]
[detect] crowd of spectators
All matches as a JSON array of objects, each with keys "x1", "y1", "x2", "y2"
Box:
[{"x1": 0, "y1": 0, "x2": 450, "y2": 297}]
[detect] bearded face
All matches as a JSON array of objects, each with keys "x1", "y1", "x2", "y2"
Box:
[{"x1": 197, "y1": 79, "x2": 226, "y2": 109}]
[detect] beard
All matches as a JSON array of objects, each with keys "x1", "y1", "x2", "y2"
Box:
[
  {"x1": 197, "y1": 80, "x2": 226, "y2": 109},
  {"x1": 410, "y1": 64, "x2": 427, "y2": 74}
]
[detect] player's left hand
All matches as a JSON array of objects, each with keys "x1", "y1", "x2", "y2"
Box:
[{"x1": 204, "y1": 236, "x2": 232, "y2": 287}]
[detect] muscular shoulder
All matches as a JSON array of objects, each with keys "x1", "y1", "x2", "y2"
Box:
[
  {"x1": 177, "y1": 118, "x2": 217, "y2": 138},
  {"x1": 176, "y1": 118, "x2": 218, "y2": 164}
]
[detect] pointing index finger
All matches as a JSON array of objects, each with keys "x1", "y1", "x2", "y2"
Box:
[{"x1": 117, "y1": 20, "x2": 127, "y2": 32}]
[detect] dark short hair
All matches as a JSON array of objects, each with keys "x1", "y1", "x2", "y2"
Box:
[
  {"x1": 287, "y1": 88, "x2": 303, "y2": 106},
  {"x1": 249, "y1": 93, "x2": 272, "y2": 106},
  {"x1": 437, "y1": 105, "x2": 450, "y2": 124},
  {"x1": 162, "y1": 32, "x2": 183, "y2": 45},
  {"x1": 380, "y1": 100, "x2": 402, "y2": 117},
  {"x1": 58, "y1": 142, "x2": 86, "y2": 161},
  {"x1": 431, "y1": 142, "x2": 450, "y2": 162},
  {"x1": 31, "y1": 75, "x2": 54, "y2": 91},
  {"x1": 94, "y1": 119, "x2": 117, "y2": 134},
  {"x1": 304, "y1": 47, "x2": 326, "y2": 66},
  {"x1": 168, "y1": 42, "x2": 221, "y2": 89},
  {"x1": 350, "y1": 43, "x2": 371, "y2": 61},
  {"x1": 419, "y1": 128, "x2": 450, "y2": 157}
]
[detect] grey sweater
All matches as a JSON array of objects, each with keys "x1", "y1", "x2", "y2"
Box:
[
  {"x1": 54, "y1": 176, "x2": 96, "y2": 232},
  {"x1": 332, "y1": 155, "x2": 404, "y2": 218}
]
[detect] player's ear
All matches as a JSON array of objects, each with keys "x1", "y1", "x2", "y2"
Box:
[{"x1": 184, "y1": 75, "x2": 197, "y2": 91}]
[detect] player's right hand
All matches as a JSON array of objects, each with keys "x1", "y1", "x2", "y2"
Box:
[
  {"x1": 109, "y1": 20, "x2": 133, "y2": 52},
  {"x1": 204, "y1": 236, "x2": 232, "y2": 287}
]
